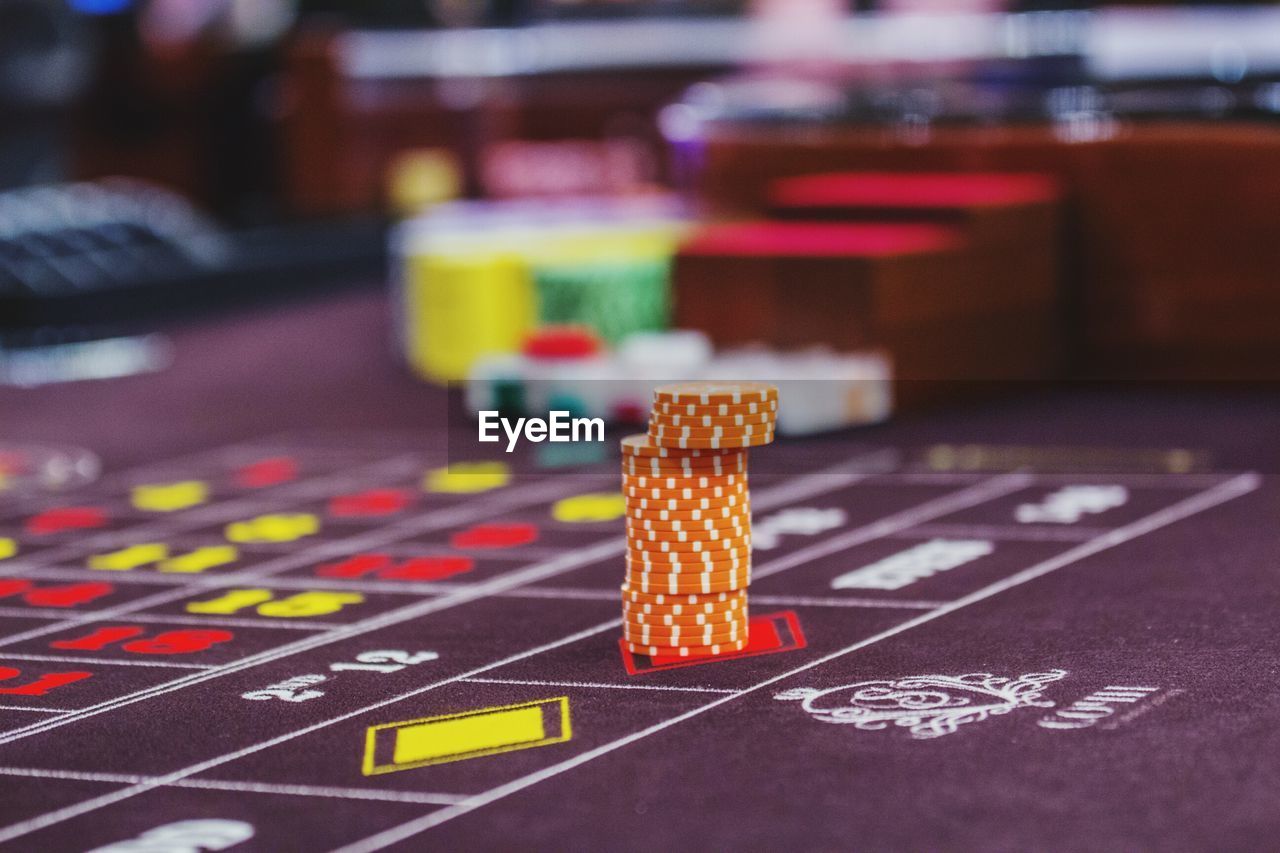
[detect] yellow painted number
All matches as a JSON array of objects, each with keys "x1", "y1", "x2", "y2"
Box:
[
  {"x1": 132, "y1": 481, "x2": 209, "y2": 512},
  {"x1": 88, "y1": 543, "x2": 168, "y2": 571},
  {"x1": 185, "y1": 589, "x2": 365, "y2": 618},
  {"x1": 225, "y1": 513, "x2": 319, "y2": 544},
  {"x1": 424, "y1": 462, "x2": 509, "y2": 494},
  {"x1": 552, "y1": 493, "x2": 625, "y2": 523}
]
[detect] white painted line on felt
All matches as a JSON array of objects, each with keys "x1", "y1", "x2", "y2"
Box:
[
  {"x1": 462, "y1": 677, "x2": 734, "y2": 694},
  {"x1": 0, "y1": 585, "x2": 255, "y2": 652},
  {"x1": 0, "y1": 567, "x2": 473, "y2": 598},
  {"x1": 0, "y1": 766, "x2": 465, "y2": 806},
  {"x1": 165, "y1": 778, "x2": 467, "y2": 806},
  {"x1": 0, "y1": 766, "x2": 143, "y2": 784},
  {"x1": 748, "y1": 594, "x2": 943, "y2": 610},
  {"x1": 868, "y1": 470, "x2": 1234, "y2": 489},
  {"x1": 85, "y1": 612, "x2": 335, "y2": 631},
  {"x1": 151, "y1": 536, "x2": 570, "y2": 562},
  {"x1": 182, "y1": 574, "x2": 469, "y2": 596},
  {"x1": 1027, "y1": 471, "x2": 1235, "y2": 488},
  {"x1": 499, "y1": 587, "x2": 617, "y2": 602},
  {"x1": 0, "y1": 562, "x2": 45, "y2": 577},
  {"x1": 891, "y1": 523, "x2": 1106, "y2": 542},
  {"x1": 0, "y1": 619, "x2": 622, "y2": 844},
  {"x1": 0, "y1": 566, "x2": 473, "y2": 597},
  {"x1": 0, "y1": 606, "x2": 86, "y2": 621},
  {"x1": 0, "y1": 706, "x2": 73, "y2": 714},
  {"x1": 0, "y1": 653, "x2": 214, "y2": 670},
  {"x1": 0, "y1": 448, "x2": 906, "y2": 835},
  {"x1": 501, "y1": 587, "x2": 944, "y2": 611},
  {"x1": 332, "y1": 471, "x2": 1260, "y2": 852},
  {"x1": 11, "y1": 454, "x2": 423, "y2": 569},
  {"x1": 147, "y1": 476, "x2": 588, "y2": 589},
  {"x1": 0, "y1": 539, "x2": 625, "y2": 747},
  {"x1": 215, "y1": 571, "x2": 471, "y2": 591},
  {"x1": 0, "y1": 453, "x2": 429, "y2": 651},
  {"x1": 0, "y1": 606, "x2": 333, "y2": 631},
  {"x1": 0, "y1": 472, "x2": 590, "y2": 654},
  {"x1": 0, "y1": 449, "x2": 899, "y2": 837},
  {"x1": 0, "y1": 449, "x2": 893, "y2": 747}
]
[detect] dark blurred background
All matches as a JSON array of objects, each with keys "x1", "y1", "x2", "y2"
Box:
[{"x1": 3, "y1": 0, "x2": 1280, "y2": 397}]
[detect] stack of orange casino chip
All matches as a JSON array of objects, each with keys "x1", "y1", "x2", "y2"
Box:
[{"x1": 621, "y1": 382, "x2": 778, "y2": 657}]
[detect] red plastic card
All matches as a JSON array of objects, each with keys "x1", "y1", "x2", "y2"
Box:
[{"x1": 620, "y1": 610, "x2": 806, "y2": 675}]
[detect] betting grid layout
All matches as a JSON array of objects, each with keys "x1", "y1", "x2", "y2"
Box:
[{"x1": 0, "y1": 434, "x2": 1260, "y2": 851}]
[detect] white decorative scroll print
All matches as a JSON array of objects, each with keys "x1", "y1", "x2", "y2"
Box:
[{"x1": 775, "y1": 670, "x2": 1068, "y2": 739}]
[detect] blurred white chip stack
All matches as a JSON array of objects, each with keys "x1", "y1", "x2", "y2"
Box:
[
  {"x1": 467, "y1": 331, "x2": 891, "y2": 435},
  {"x1": 702, "y1": 347, "x2": 892, "y2": 435}
]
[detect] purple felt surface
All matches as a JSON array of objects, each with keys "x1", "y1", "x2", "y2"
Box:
[{"x1": 0, "y1": 292, "x2": 1278, "y2": 851}]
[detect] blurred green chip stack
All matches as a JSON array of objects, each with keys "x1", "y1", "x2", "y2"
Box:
[{"x1": 535, "y1": 256, "x2": 671, "y2": 345}]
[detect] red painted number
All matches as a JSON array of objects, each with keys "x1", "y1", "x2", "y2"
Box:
[
  {"x1": 450, "y1": 523, "x2": 538, "y2": 550},
  {"x1": 0, "y1": 667, "x2": 91, "y2": 695},
  {"x1": 316, "y1": 554, "x2": 392, "y2": 578},
  {"x1": 316, "y1": 553, "x2": 473, "y2": 581},
  {"x1": 0, "y1": 580, "x2": 114, "y2": 609},
  {"x1": 235, "y1": 457, "x2": 298, "y2": 488},
  {"x1": 25, "y1": 507, "x2": 108, "y2": 535},
  {"x1": 0, "y1": 580, "x2": 32, "y2": 598},
  {"x1": 328, "y1": 489, "x2": 412, "y2": 517},
  {"x1": 52, "y1": 625, "x2": 233, "y2": 655},
  {"x1": 24, "y1": 582, "x2": 115, "y2": 608},
  {"x1": 123, "y1": 630, "x2": 233, "y2": 655},
  {"x1": 381, "y1": 556, "x2": 473, "y2": 581}
]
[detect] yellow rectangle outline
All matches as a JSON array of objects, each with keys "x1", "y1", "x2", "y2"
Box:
[{"x1": 362, "y1": 696, "x2": 571, "y2": 776}]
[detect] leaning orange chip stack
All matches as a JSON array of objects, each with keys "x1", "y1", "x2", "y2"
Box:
[{"x1": 620, "y1": 381, "x2": 778, "y2": 657}]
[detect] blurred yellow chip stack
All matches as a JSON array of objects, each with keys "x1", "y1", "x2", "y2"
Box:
[
  {"x1": 400, "y1": 250, "x2": 535, "y2": 383},
  {"x1": 393, "y1": 198, "x2": 688, "y2": 383}
]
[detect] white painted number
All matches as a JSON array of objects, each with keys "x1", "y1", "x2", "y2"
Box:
[
  {"x1": 240, "y1": 651, "x2": 438, "y2": 702},
  {"x1": 753, "y1": 507, "x2": 847, "y2": 550},
  {"x1": 831, "y1": 539, "x2": 993, "y2": 590},
  {"x1": 241, "y1": 674, "x2": 327, "y2": 703},
  {"x1": 87, "y1": 819, "x2": 254, "y2": 852},
  {"x1": 329, "y1": 649, "x2": 439, "y2": 674},
  {"x1": 1015, "y1": 485, "x2": 1128, "y2": 524}
]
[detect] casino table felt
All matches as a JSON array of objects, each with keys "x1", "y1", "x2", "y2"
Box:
[{"x1": 1, "y1": 292, "x2": 1280, "y2": 850}]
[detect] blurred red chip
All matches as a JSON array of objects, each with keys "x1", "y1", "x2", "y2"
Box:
[{"x1": 522, "y1": 326, "x2": 601, "y2": 360}]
